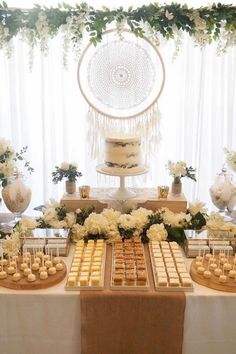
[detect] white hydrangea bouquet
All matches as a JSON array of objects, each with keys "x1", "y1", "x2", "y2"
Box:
[
  {"x1": 224, "y1": 148, "x2": 236, "y2": 172},
  {"x1": 166, "y1": 160, "x2": 196, "y2": 183},
  {"x1": 52, "y1": 162, "x2": 82, "y2": 183}
]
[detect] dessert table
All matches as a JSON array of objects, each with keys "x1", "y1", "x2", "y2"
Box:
[{"x1": 0, "y1": 246, "x2": 236, "y2": 354}]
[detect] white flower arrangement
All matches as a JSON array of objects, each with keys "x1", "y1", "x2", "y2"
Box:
[
  {"x1": 0, "y1": 138, "x2": 33, "y2": 188},
  {"x1": 52, "y1": 162, "x2": 82, "y2": 183},
  {"x1": 224, "y1": 148, "x2": 236, "y2": 172},
  {"x1": 166, "y1": 160, "x2": 196, "y2": 183}
]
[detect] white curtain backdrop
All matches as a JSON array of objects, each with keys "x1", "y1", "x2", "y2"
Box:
[{"x1": 0, "y1": 0, "x2": 236, "y2": 212}]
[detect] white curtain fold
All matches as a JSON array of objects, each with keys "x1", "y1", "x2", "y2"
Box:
[{"x1": 0, "y1": 26, "x2": 236, "y2": 210}]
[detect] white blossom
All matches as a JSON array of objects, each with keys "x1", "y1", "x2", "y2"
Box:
[
  {"x1": 71, "y1": 224, "x2": 86, "y2": 241},
  {"x1": 161, "y1": 207, "x2": 191, "y2": 227},
  {"x1": 84, "y1": 213, "x2": 109, "y2": 235},
  {"x1": 118, "y1": 214, "x2": 137, "y2": 230},
  {"x1": 146, "y1": 223, "x2": 168, "y2": 242},
  {"x1": 131, "y1": 207, "x2": 153, "y2": 232},
  {"x1": 60, "y1": 162, "x2": 70, "y2": 171},
  {"x1": 188, "y1": 200, "x2": 207, "y2": 216},
  {"x1": 165, "y1": 10, "x2": 174, "y2": 20},
  {"x1": 64, "y1": 212, "x2": 76, "y2": 227},
  {"x1": 224, "y1": 148, "x2": 236, "y2": 172},
  {"x1": 101, "y1": 208, "x2": 121, "y2": 225},
  {"x1": 166, "y1": 160, "x2": 187, "y2": 178},
  {"x1": 2, "y1": 231, "x2": 21, "y2": 257},
  {"x1": 17, "y1": 217, "x2": 38, "y2": 232}
]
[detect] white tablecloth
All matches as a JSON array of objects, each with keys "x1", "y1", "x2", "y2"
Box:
[{"x1": 0, "y1": 249, "x2": 236, "y2": 354}]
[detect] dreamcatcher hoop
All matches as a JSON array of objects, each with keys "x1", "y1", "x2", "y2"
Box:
[
  {"x1": 77, "y1": 29, "x2": 165, "y2": 163},
  {"x1": 78, "y1": 29, "x2": 165, "y2": 119}
]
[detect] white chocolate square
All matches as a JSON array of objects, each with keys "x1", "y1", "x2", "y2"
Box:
[{"x1": 157, "y1": 277, "x2": 168, "y2": 286}]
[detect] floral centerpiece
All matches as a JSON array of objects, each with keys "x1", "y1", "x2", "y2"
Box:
[
  {"x1": 52, "y1": 162, "x2": 82, "y2": 194},
  {"x1": 27, "y1": 200, "x2": 209, "y2": 245},
  {"x1": 224, "y1": 148, "x2": 236, "y2": 172},
  {"x1": 166, "y1": 160, "x2": 196, "y2": 195}
]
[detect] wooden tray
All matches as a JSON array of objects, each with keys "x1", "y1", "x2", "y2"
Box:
[
  {"x1": 110, "y1": 242, "x2": 149, "y2": 291},
  {"x1": 0, "y1": 260, "x2": 67, "y2": 290},
  {"x1": 65, "y1": 243, "x2": 107, "y2": 291},
  {"x1": 190, "y1": 257, "x2": 236, "y2": 293},
  {"x1": 149, "y1": 243, "x2": 194, "y2": 292}
]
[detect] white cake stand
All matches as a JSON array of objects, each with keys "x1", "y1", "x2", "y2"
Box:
[{"x1": 96, "y1": 164, "x2": 149, "y2": 200}]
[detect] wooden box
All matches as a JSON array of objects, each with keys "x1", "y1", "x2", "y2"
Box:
[{"x1": 61, "y1": 188, "x2": 187, "y2": 213}]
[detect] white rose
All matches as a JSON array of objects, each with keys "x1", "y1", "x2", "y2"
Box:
[
  {"x1": 146, "y1": 223, "x2": 168, "y2": 242},
  {"x1": 84, "y1": 213, "x2": 109, "y2": 235},
  {"x1": 43, "y1": 207, "x2": 58, "y2": 223},
  {"x1": 71, "y1": 224, "x2": 86, "y2": 241},
  {"x1": 131, "y1": 207, "x2": 153, "y2": 231},
  {"x1": 118, "y1": 214, "x2": 137, "y2": 230},
  {"x1": 64, "y1": 212, "x2": 76, "y2": 227},
  {"x1": 101, "y1": 208, "x2": 121, "y2": 225},
  {"x1": 60, "y1": 162, "x2": 69, "y2": 171},
  {"x1": 70, "y1": 162, "x2": 78, "y2": 168},
  {"x1": 0, "y1": 138, "x2": 10, "y2": 156},
  {"x1": 194, "y1": 17, "x2": 206, "y2": 31},
  {"x1": 18, "y1": 217, "x2": 38, "y2": 231}
]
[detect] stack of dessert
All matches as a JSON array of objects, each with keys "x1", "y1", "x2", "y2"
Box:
[
  {"x1": 0, "y1": 250, "x2": 64, "y2": 284},
  {"x1": 150, "y1": 241, "x2": 193, "y2": 290},
  {"x1": 66, "y1": 239, "x2": 105, "y2": 288},
  {"x1": 112, "y1": 239, "x2": 148, "y2": 288},
  {"x1": 194, "y1": 251, "x2": 236, "y2": 284}
]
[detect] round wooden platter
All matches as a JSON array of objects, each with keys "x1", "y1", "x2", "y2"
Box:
[
  {"x1": 190, "y1": 257, "x2": 236, "y2": 293},
  {"x1": 0, "y1": 261, "x2": 67, "y2": 290}
]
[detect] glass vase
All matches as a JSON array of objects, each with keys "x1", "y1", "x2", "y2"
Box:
[
  {"x1": 209, "y1": 168, "x2": 236, "y2": 214},
  {"x1": 171, "y1": 181, "x2": 182, "y2": 196},
  {"x1": 2, "y1": 174, "x2": 31, "y2": 222},
  {"x1": 65, "y1": 180, "x2": 76, "y2": 194}
]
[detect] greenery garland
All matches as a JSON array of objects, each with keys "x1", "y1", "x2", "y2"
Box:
[{"x1": 0, "y1": 2, "x2": 236, "y2": 65}]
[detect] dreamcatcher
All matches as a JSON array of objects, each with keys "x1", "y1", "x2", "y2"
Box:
[{"x1": 77, "y1": 29, "x2": 165, "y2": 165}]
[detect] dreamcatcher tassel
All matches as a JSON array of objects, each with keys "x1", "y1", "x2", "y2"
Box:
[{"x1": 86, "y1": 102, "x2": 161, "y2": 167}]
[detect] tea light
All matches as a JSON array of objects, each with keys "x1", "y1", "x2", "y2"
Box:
[
  {"x1": 79, "y1": 185, "x2": 90, "y2": 199},
  {"x1": 158, "y1": 185, "x2": 169, "y2": 199}
]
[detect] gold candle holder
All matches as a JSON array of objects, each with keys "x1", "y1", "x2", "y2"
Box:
[
  {"x1": 158, "y1": 185, "x2": 169, "y2": 199},
  {"x1": 79, "y1": 185, "x2": 90, "y2": 199}
]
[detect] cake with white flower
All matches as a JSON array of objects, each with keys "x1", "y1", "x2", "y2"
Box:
[{"x1": 103, "y1": 136, "x2": 145, "y2": 174}]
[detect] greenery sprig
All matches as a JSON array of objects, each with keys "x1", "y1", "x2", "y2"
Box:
[{"x1": 15, "y1": 146, "x2": 34, "y2": 174}]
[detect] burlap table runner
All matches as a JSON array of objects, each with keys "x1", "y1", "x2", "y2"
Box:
[{"x1": 80, "y1": 244, "x2": 186, "y2": 354}]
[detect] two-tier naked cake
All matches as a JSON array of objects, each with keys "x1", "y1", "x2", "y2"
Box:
[{"x1": 103, "y1": 136, "x2": 145, "y2": 174}]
